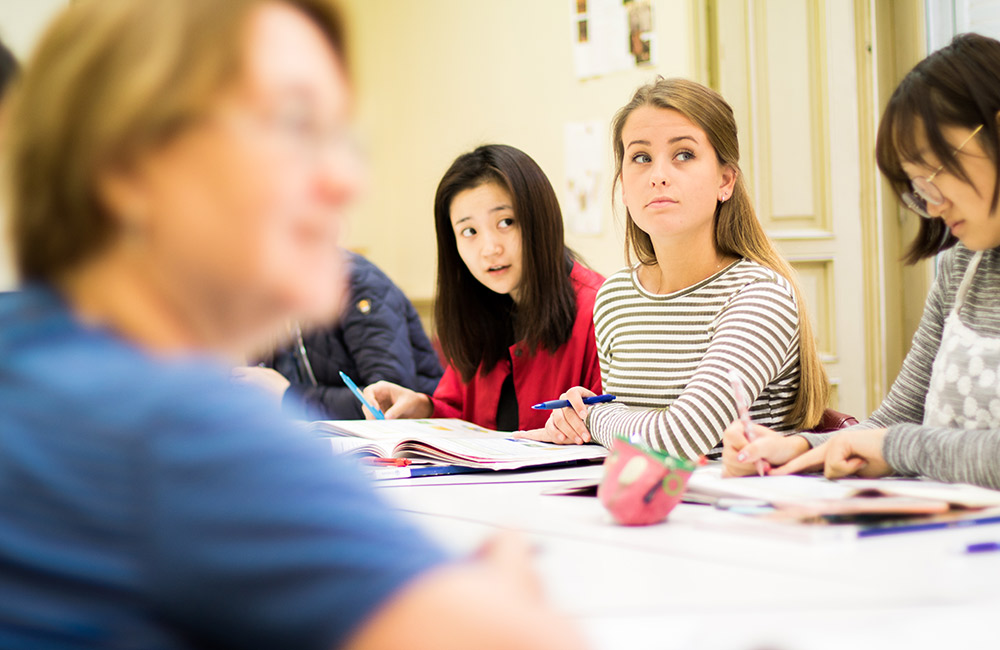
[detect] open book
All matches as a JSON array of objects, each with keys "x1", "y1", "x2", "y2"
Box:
[{"x1": 313, "y1": 418, "x2": 608, "y2": 471}]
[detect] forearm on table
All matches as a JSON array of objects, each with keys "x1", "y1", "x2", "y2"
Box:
[
  {"x1": 883, "y1": 424, "x2": 1000, "y2": 489},
  {"x1": 587, "y1": 401, "x2": 720, "y2": 459}
]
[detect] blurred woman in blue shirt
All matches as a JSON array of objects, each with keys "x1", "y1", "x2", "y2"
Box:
[{"x1": 0, "y1": 1, "x2": 584, "y2": 649}]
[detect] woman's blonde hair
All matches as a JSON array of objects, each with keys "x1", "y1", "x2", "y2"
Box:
[
  {"x1": 611, "y1": 77, "x2": 829, "y2": 429},
  {"x1": 3, "y1": 0, "x2": 345, "y2": 283}
]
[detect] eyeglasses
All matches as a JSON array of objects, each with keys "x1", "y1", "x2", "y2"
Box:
[
  {"x1": 901, "y1": 124, "x2": 984, "y2": 219},
  {"x1": 216, "y1": 98, "x2": 362, "y2": 165}
]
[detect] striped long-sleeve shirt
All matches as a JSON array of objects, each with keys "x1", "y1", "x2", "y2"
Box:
[
  {"x1": 586, "y1": 259, "x2": 801, "y2": 458},
  {"x1": 800, "y1": 244, "x2": 1000, "y2": 489}
]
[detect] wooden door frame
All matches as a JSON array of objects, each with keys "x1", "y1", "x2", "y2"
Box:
[{"x1": 858, "y1": 0, "x2": 932, "y2": 413}]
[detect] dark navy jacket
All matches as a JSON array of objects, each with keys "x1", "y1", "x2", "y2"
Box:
[{"x1": 269, "y1": 251, "x2": 443, "y2": 419}]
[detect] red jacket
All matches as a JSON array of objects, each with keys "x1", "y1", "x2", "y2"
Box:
[{"x1": 431, "y1": 262, "x2": 605, "y2": 431}]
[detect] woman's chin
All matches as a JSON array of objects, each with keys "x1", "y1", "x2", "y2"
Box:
[{"x1": 287, "y1": 285, "x2": 347, "y2": 324}]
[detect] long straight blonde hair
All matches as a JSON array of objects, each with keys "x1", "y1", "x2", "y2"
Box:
[{"x1": 611, "y1": 77, "x2": 829, "y2": 430}]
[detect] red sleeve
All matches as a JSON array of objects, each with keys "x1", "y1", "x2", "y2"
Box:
[
  {"x1": 582, "y1": 318, "x2": 602, "y2": 396},
  {"x1": 572, "y1": 264, "x2": 604, "y2": 396},
  {"x1": 430, "y1": 365, "x2": 464, "y2": 419}
]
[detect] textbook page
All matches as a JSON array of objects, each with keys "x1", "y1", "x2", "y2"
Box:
[{"x1": 313, "y1": 418, "x2": 608, "y2": 470}]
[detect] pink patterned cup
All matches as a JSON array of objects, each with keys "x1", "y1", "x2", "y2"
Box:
[{"x1": 597, "y1": 437, "x2": 695, "y2": 526}]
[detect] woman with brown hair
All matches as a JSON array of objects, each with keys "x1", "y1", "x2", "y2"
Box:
[
  {"x1": 364, "y1": 144, "x2": 604, "y2": 432},
  {"x1": 526, "y1": 77, "x2": 828, "y2": 458},
  {"x1": 0, "y1": 1, "x2": 584, "y2": 648}
]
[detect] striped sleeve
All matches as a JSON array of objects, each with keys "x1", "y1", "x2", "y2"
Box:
[{"x1": 588, "y1": 268, "x2": 800, "y2": 459}]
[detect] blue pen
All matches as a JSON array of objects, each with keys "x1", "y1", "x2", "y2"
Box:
[
  {"x1": 338, "y1": 371, "x2": 385, "y2": 419},
  {"x1": 531, "y1": 394, "x2": 616, "y2": 410},
  {"x1": 965, "y1": 541, "x2": 1000, "y2": 554}
]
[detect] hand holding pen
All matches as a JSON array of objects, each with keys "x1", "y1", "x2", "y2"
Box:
[
  {"x1": 339, "y1": 371, "x2": 385, "y2": 419},
  {"x1": 513, "y1": 387, "x2": 610, "y2": 445},
  {"x1": 727, "y1": 370, "x2": 769, "y2": 477},
  {"x1": 531, "y1": 394, "x2": 615, "y2": 410}
]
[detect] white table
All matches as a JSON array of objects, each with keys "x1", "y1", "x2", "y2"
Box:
[{"x1": 375, "y1": 465, "x2": 1000, "y2": 649}]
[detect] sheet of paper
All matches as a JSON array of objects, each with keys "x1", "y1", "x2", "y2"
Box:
[
  {"x1": 564, "y1": 120, "x2": 604, "y2": 235},
  {"x1": 572, "y1": 0, "x2": 654, "y2": 79},
  {"x1": 686, "y1": 465, "x2": 857, "y2": 503},
  {"x1": 688, "y1": 466, "x2": 1000, "y2": 508},
  {"x1": 845, "y1": 478, "x2": 1000, "y2": 508}
]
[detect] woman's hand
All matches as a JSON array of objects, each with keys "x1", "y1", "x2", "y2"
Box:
[
  {"x1": 720, "y1": 420, "x2": 810, "y2": 477},
  {"x1": 362, "y1": 380, "x2": 433, "y2": 420},
  {"x1": 473, "y1": 531, "x2": 543, "y2": 601},
  {"x1": 771, "y1": 428, "x2": 890, "y2": 479},
  {"x1": 514, "y1": 386, "x2": 594, "y2": 445}
]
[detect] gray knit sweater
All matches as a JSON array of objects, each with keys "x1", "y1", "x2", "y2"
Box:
[{"x1": 799, "y1": 244, "x2": 1000, "y2": 489}]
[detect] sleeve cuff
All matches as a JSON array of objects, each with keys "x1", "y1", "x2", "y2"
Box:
[
  {"x1": 795, "y1": 431, "x2": 832, "y2": 448},
  {"x1": 881, "y1": 423, "x2": 925, "y2": 476}
]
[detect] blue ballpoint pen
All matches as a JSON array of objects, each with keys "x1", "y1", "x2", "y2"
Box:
[
  {"x1": 964, "y1": 541, "x2": 1000, "y2": 554},
  {"x1": 338, "y1": 371, "x2": 385, "y2": 419},
  {"x1": 531, "y1": 394, "x2": 616, "y2": 410}
]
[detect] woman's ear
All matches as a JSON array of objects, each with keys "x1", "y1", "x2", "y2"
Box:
[
  {"x1": 96, "y1": 165, "x2": 150, "y2": 233},
  {"x1": 718, "y1": 165, "x2": 738, "y2": 201}
]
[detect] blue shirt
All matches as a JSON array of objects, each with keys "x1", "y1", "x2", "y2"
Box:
[{"x1": 0, "y1": 287, "x2": 447, "y2": 649}]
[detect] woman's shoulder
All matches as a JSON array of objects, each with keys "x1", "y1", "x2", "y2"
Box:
[
  {"x1": 939, "y1": 243, "x2": 998, "y2": 279},
  {"x1": 927, "y1": 244, "x2": 987, "y2": 303},
  {"x1": 569, "y1": 261, "x2": 607, "y2": 293},
  {"x1": 594, "y1": 266, "x2": 640, "y2": 301},
  {"x1": 2, "y1": 286, "x2": 286, "y2": 438},
  {"x1": 569, "y1": 262, "x2": 608, "y2": 313},
  {"x1": 725, "y1": 259, "x2": 795, "y2": 298}
]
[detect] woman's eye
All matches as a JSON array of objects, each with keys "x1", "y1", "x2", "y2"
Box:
[
  {"x1": 459, "y1": 227, "x2": 476, "y2": 238},
  {"x1": 274, "y1": 103, "x2": 316, "y2": 136},
  {"x1": 631, "y1": 153, "x2": 652, "y2": 164},
  {"x1": 498, "y1": 217, "x2": 515, "y2": 229},
  {"x1": 675, "y1": 150, "x2": 694, "y2": 162}
]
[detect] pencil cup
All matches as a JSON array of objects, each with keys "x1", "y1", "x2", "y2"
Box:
[{"x1": 597, "y1": 437, "x2": 694, "y2": 526}]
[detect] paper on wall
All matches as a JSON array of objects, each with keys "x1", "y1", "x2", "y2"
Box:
[{"x1": 564, "y1": 120, "x2": 605, "y2": 235}]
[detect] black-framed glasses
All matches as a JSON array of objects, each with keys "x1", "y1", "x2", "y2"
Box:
[{"x1": 901, "y1": 124, "x2": 984, "y2": 219}]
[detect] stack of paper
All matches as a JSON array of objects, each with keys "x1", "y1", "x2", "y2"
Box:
[{"x1": 684, "y1": 465, "x2": 1000, "y2": 541}]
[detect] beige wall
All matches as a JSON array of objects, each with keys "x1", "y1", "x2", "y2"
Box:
[
  {"x1": 0, "y1": 0, "x2": 69, "y2": 289},
  {"x1": 0, "y1": 0, "x2": 698, "y2": 297},
  {"x1": 0, "y1": 0, "x2": 66, "y2": 60},
  {"x1": 339, "y1": 0, "x2": 701, "y2": 299}
]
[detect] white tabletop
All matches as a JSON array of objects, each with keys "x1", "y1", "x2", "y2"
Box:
[{"x1": 375, "y1": 465, "x2": 1000, "y2": 649}]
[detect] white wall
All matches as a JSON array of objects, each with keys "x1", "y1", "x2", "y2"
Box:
[
  {"x1": 339, "y1": 0, "x2": 701, "y2": 299},
  {"x1": 0, "y1": 0, "x2": 68, "y2": 289}
]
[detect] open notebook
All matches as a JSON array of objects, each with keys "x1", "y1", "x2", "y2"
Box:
[{"x1": 313, "y1": 418, "x2": 608, "y2": 471}]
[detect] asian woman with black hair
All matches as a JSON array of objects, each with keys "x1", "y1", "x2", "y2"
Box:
[
  {"x1": 725, "y1": 33, "x2": 1000, "y2": 490},
  {"x1": 364, "y1": 144, "x2": 604, "y2": 432}
]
